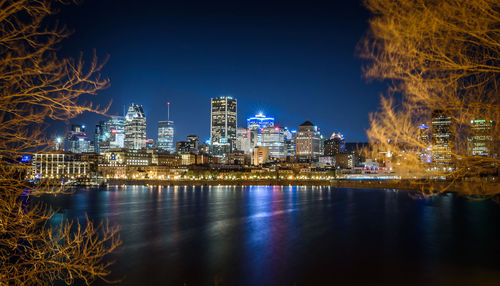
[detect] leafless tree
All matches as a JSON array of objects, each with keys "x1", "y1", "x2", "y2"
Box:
[{"x1": 0, "y1": 1, "x2": 120, "y2": 284}]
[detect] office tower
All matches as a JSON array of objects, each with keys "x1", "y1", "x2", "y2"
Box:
[
  {"x1": 125, "y1": 103, "x2": 147, "y2": 150},
  {"x1": 106, "y1": 116, "x2": 126, "y2": 148},
  {"x1": 210, "y1": 96, "x2": 237, "y2": 157},
  {"x1": 235, "y1": 128, "x2": 251, "y2": 154},
  {"x1": 431, "y1": 109, "x2": 455, "y2": 167},
  {"x1": 285, "y1": 128, "x2": 296, "y2": 157},
  {"x1": 65, "y1": 124, "x2": 91, "y2": 153},
  {"x1": 158, "y1": 102, "x2": 175, "y2": 153},
  {"x1": 158, "y1": 121, "x2": 175, "y2": 153},
  {"x1": 94, "y1": 120, "x2": 111, "y2": 154},
  {"x1": 417, "y1": 123, "x2": 431, "y2": 163},
  {"x1": 324, "y1": 132, "x2": 345, "y2": 156},
  {"x1": 247, "y1": 113, "x2": 275, "y2": 130},
  {"x1": 187, "y1": 135, "x2": 199, "y2": 154},
  {"x1": 261, "y1": 126, "x2": 286, "y2": 159},
  {"x1": 246, "y1": 113, "x2": 274, "y2": 148},
  {"x1": 295, "y1": 119, "x2": 321, "y2": 161},
  {"x1": 469, "y1": 119, "x2": 494, "y2": 157},
  {"x1": 176, "y1": 141, "x2": 190, "y2": 154}
]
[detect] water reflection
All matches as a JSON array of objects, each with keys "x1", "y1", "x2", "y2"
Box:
[{"x1": 36, "y1": 186, "x2": 500, "y2": 285}]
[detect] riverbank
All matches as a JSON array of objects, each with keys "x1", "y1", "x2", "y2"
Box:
[{"x1": 104, "y1": 179, "x2": 500, "y2": 195}]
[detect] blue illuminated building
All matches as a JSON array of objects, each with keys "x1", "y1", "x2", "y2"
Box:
[{"x1": 247, "y1": 113, "x2": 275, "y2": 130}]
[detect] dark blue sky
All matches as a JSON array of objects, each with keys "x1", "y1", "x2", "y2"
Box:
[{"x1": 55, "y1": 0, "x2": 384, "y2": 142}]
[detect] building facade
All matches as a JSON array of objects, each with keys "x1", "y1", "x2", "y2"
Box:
[
  {"x1": 261, "y1": 126, "x2": 286, "y2": 159},
  {"x1": 295, "y1": 120, "x2": 321, "y2": 161},
  {"x1": 431, "y1": 109, "x2": 455, "y2": 168},
  {"x1": 65, "y1": 124, "x2": 90, "y2": 153},
  {"x1": 125, "y1": 104, "x2": 147, "y2": 150},
  {"x1": 158, "y1": 120, "x2": 175, "y2": 153},
  {"x1": 210, "y1": 96, "x2": 237, "y2": 157},
  {"x1": 469, "y1": 119, "x2": 494, "y2": 157}
]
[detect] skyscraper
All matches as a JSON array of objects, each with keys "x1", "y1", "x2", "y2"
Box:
[
  {"x1": 431, "y1": 109, "x2": 454, "y2": 168},
  {"x1": 210, "y1": 96, "x2": 237, "y2": 157},
  {"x1": 247, "y1": 113, "x2": 274, "y2": 148},
  {"x1": 261, "y1": 126, "x2": 286, "y2": 159},
  {"x1": 65, "y1": 124, "x2": 90, "y2": 153},
  {"x1": 324, "y1": 132, "x2": 345, "y2": 156},
  {"x1": 295, "y1": 119, "x2": 321, "y2": 161},
  {"x1": 158, "y1": 102, "x2": 175, "y2": 153},
  {"x1": 187, "y1": 135, "x2": 199, "y2": 154},
  {"x1": 235, "y1": 128, "x2": 252, "y2": 154},
  {"x1": 106, "y1": 116, "x2": 126, "y2": 148},
  {"x1": 469, "y1": 119, "x2": 494, "y2": 157},
  {"x1": 125, "y1": 103, "x2": 147, "y2": 150}
]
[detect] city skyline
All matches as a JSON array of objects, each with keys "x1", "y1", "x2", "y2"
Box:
[{"x1": 48, "y1": 0, "x2": 384, "y2": 142}]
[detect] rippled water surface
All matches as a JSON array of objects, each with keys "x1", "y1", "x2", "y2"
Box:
[{"x1": 40, "y1": 186, "x2": 500, "y2": 285}]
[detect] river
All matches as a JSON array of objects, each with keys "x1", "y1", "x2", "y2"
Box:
[{"x1": 39, "y1": 186, "x2": 500, "y2": 285}]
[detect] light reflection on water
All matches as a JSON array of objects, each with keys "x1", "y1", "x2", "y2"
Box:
[{"x1": 38, "y1": 186, "x2": 500, "y2": 286}]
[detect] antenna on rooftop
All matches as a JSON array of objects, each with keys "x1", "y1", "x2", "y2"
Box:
[{"x1": 167, "y1": 101, "x2": 171, "y2": 121}]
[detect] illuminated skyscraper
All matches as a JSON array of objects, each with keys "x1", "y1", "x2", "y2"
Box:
[
  {"x1": 235, "y1": 128, "x2": 252, "y2": 154},
  {"x1": 469, "y1": 119, "x2": 494, "y2": 157},
  {"x1": 65, "y1": 124, "x2": 90, "y2": 153},
  {"x1": 210, "y1": 96, "x2": 237, "y2": 157},
  {"x1": 324, "y1": 132, "x2": 345, "y2": 156},
  {"x1": 296, "y1": 120, "x2": 321, "y2": 161},
  {"x1": 431, "y1": 109, "x2": 454, "y2": 167},
  {"x1": 125, "y1": 103, "x2": 147, "y2": 150},
  {"x1": 247, "y1": 113, "x2": 274, "y2": 130},
  {"x1": 261, "y1": 126, "x2": 286, "y2": 159},
  {"x1": 106, "y1": 116, "x2": 125, "y2": 148},
  {"x1": 158, "y1": 102, "x2": 175, "y2": 153}
]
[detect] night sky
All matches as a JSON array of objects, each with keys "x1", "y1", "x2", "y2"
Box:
[{"x1": 55, "y1": 0, "x2": 385, "y2": 143}]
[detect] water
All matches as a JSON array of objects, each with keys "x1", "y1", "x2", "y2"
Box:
[{"x1": 39, "y1": 186, "x2": 500, "y2": 285}]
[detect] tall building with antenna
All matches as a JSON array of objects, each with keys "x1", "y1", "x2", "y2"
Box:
[{"x1": 158, "y1": 101, "x2": 175, "y2": 153}]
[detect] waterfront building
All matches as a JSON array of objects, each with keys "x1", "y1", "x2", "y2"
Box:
[
  {"x1": 125, "y1": 103, "x2": 147, "y2": 150},
  {"x1": 253, "y1": 146, "x2": 269, "y2": 165},
  {"x1": 324, "y1": 132, "x2": 345, "y2": 156},
  {"x1": 261, "y1": 126, "x2": 286, "y2": 159},
  {"x1": 210, "y1": 96, "x2": 237, "y2": 157},
  {"x1": 235, "y1": 128, "x2": 252, "y2": 154},
  {"x1": 335, "y1": 152, "x2": 359, "y2": 169},
  {"x1": 469, "y1": 119, "x2": 495, "y2": 157},
  {"x1": 295, "y1": 120, "x2": 321, "y2": 161},
  {"x1": 31, "y1": 152, "x2": 89, "y2": 180},
  {"x1": 431, "y1": 109, "x2": 455, "y2": 168},
  {"x1": 65, "y1": 124, "x2": 91, "y2": 153}
]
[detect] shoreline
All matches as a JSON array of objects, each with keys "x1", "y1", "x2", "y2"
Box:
[
  {"x1": 102, "y1": 179, "x2": 500, "y2": 195},
  {"x1": 103, "y1": 179, "x2": 451, "y2": 192}
]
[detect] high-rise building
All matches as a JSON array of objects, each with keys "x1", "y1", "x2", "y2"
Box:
[
  {"x1": 158, "y1": 121, "x2": 174, "y2": 153},
  {"x1": 469, "y1": 119, "x2": 494, "y2": 157},
  {"x1": 295, "y1": 120, "x2": 321, "y2": 161},
  {"x1": 431, "y1": 109, "x2": 455, "y2": 167},
  {"x1": 285, "y1": 128, "x2": 296, "y2": 157},
  {"x1": 417, "y1": 123, "x2": 431, "y2": 164},
  {"x1": 324, "y1": 132, "x2": 345, "y2": 156},
  {"x1": 65, "y1": 124, "x2": 91, "y2": 153},
  {"x1": 261, "y1": 126, "x2": 286, "y2": 159},
  {"x1": 247, "y1": 113, "x2": 274, "y2": 130},
  {"x1": 158, "y1": 102, "x2": 175, "y2": 153},
  {"x1": 247, "y1": 113, "x2": 274, "y2": 148},
  {"x1": 187, "y1": 135, "x2": 199, "y2": 154},
  {"x1": 210, "y1": 96, "x2": 237, "y2": 157},
  {"x1": 106, "y1": 116, "x2": 126, "y2": 149},
  {"x1": 125, "y1": 103, "x2": 147, "y2": 150},
  {"x1": 235, "y1": 128, "x2": 252, "y2": 154}
]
